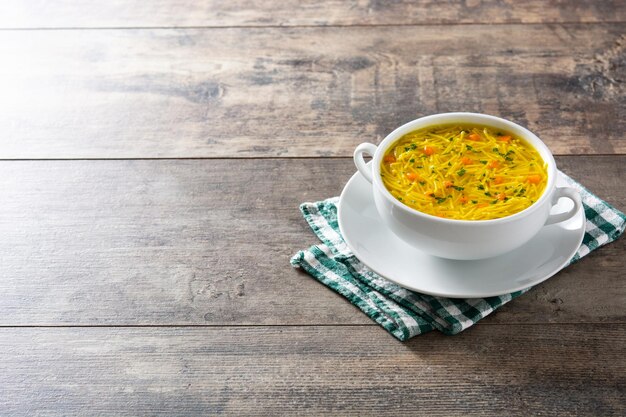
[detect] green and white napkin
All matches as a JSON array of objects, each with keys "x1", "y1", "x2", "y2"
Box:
[{"x1": 290, "y1": 172, "x2": 626, "y2": 341}]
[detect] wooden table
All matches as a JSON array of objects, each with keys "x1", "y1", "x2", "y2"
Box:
[{"x1": 1, "y1": 2, "x2": 624, "y2": 415}]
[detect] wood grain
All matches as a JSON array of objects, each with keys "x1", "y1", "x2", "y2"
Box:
[
  {"x1": 0, "y1": 25, "x2": 624, "y2": 158},
  {"x1": 1, "y1": 325, "x2": 624, "y2": 416},
  {"x1": 0, "y1": 0, "x2": 624, "y2": 28},
  {"x1": 0, "y1": 156, "x2": 623, "y2": 326}
]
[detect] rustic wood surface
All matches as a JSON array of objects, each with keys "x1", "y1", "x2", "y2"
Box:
[
  {"x1": 0, "y1": 157, "x2": 624, "y2": 326},
  {"x1": 1, "y1": 0, "x2": 625, "y2": 28},
  {"x1": 0, "y1": 25, "x2": 624, "y2": 158},
  {"x1": 1, "y1": 1, "x2": 625, "y2": 416},
  {"x1": 1, "y1": 326, "x2": 624, "y2": 416}
]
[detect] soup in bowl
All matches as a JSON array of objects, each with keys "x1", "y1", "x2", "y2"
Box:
[{"x1": 353, "y1": 113, "x2": 581, "y2": 260}]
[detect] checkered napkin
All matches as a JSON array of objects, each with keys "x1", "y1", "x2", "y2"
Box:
[{"x1": 290, "y1": 172, "x2": 626, "y2": 341}]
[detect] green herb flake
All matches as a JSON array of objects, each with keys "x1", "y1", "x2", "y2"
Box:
[
  {"x1": 419, "y1": 181, "x2": 426, "y2": 185},
  {"x1": 466, "y1": 145, "x2": 473, "y2": 151},
  {"x1": 491, "y1": 200, "x2": 498, "y2": 204},
  {"x1": 435, "y1": 197, "x2": 448, "y2": 204},
  {"x1": 484, "y1": 192, "x2": 492, "y2": 197},
  {"x1": 472, "y1": 200, "x2": 478, "y2": 204},
  {"x1": 479, "y1": 160, "x2": 487, "y2": 164},
  {"x1": 453, "y1": 186, "x2": 465, "y2": 191},
  {"x1": 492, "y1": 147, "x2": 500, "y2": 153},
  {"x1": 456, "y1": 168, "x2": 466, "y2": 177},
  {"x1": 404, "y1": 147, "x2": 410, "y2": 152},
  {"x1": 409, "y1": 158, "x2": 415, "y2": 163},
  {"x1": 477, "y1": 184, "x2": 485, "y2": 190}
]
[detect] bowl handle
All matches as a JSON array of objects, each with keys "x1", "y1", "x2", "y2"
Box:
[
  {"x1": 353, "y1": 143, "x2": 378, "y2": 183},
  {"x1": 545, "y1": 187, "x2": 582, "y2": 225}
]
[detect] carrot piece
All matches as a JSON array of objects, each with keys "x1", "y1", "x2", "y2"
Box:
[
  {"x1": 527, "y1": 174, "x2": 542, "y2": 184},
  {"x1": 468, "y1": 133, "x2": 481, "y2": 141},
  {"x1": 459, "y1": 196, "x2": 469, "y2": 204},
  {"x1": 461, "y1": 156, "x2": 473, "y2": 165},
  {"x1": 423, "y1": 146, "x2": 435, "y2": 156},
  {"x1": 383, "y1": 155, "x2": 396, "y2": 163},
  {"x1": 498, "y1": 135, "x2": 512, "y2": 142},
  {"x1": 494, "y1": 176, "x2": 504, "y2": 184},
  {"x1": 444, "y1": 181, "x2": 453, "y2": 188},
  {"x1": 497, "y1": 193, "x2": 506, "y2": 201},
  {"x1": 406, "y1": 172, "x2": 419, "y2": 181},
  {"x1": 487, "y1": 160, "x2": 499, "y2": 169}
]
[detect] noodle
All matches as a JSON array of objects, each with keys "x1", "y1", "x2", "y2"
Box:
[{"x1": 380, "y1": 123, "x2": 548, "y2": 220}]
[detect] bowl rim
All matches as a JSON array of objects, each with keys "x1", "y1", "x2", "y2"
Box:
[{"x1": 371, "y1": 112, "x2": 558, "y2": 225}]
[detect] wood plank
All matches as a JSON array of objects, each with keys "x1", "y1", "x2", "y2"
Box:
[
  {"x1": 0, "y1": 156, "x2": 623, "y2": 326},
  {"x1": 0, "y1": 25, "x2": 624, "y2": 158},
  {"x1": 0, "y1": 0, "x2": 624, "y2": 28},
  {"x1": 1, "y1": 325, "x2": 624, "y2": 416}
]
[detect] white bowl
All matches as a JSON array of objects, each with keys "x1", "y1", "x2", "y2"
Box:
[{"x1": 353, "y1": 112, "x2": 581, "y2": 260}]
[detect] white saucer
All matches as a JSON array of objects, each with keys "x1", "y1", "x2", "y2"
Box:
[{"x1": 337, "y1": 169, "x2": 586, "y2": 298}]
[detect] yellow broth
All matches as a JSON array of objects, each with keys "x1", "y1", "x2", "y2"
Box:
[{"x1": 380, "y1": 124, "x2": 548, "y2": 220}]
